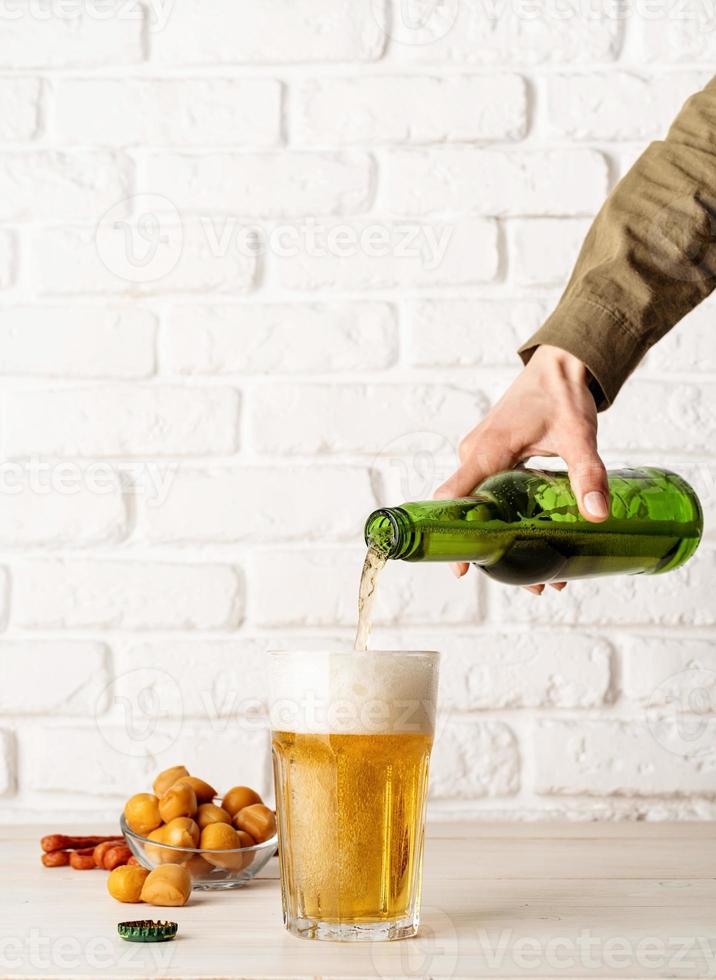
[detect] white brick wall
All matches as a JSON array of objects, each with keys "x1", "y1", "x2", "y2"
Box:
[
  {"x1": 163, "y1": 303, "x2": 397, "y2": 374},
  {"x1": 0, "y1": 150, "x2": 132, "y2": 222},
  {"x1": 143, "y1": 152, "x2": 374, "y2": 217},
  {"x1": 0, "y1": 2, "x2": 714, "y2": 823},
  {"x1": 55, "y1": 79, "x2": 283, "y2": 147},
  {"x1": 380, "y1": 148, "x2": 608, "y2": 216},
  {"x1": 0, "y1": 79, "x2": 41, "y2": 141},
  {"x1": 0, "y1": 306, "x2": 157, "y2": 377},
  {"x1": 153, "y1": 0, "x2": 386, "y2": 66},
  {"x1": 12, "y1": 560, "x2": 243, "y2": 630},
  {"x1": 1, "y1": 4, "x2": 143, "y2": 68},
  {"x1": 546, "y1": 72, "x2": 710, "y2": 140},
  {"x1": 293, "y1": 75, "x2": 527, "y2": 143}
]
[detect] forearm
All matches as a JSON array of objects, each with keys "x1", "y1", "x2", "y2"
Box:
[{"x1": 519, "y1": 75, "x2": 716, "y2": 409}]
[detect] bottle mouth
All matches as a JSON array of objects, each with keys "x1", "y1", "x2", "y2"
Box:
[{"x1": 364, "y1": 508, "x2": 407, "y2": 559}]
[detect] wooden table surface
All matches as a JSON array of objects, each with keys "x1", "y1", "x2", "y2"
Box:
[{"x1": 3, "y1": 822, "x2": 715, "y2": 979}]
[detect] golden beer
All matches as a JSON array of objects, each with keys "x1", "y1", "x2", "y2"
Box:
[
  {"x1": 272, "y1": 731, "x2": 432, "y2": 922},
  {"x1": 268, "y1": 650, "x2": 439, "y2": 942}
]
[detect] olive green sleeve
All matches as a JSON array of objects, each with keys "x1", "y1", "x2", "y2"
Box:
[{"x1": 518, "y1": 75, "x2": 716, "y2": 410}]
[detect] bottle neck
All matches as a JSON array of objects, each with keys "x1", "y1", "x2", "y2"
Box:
[
  {"x1": 364, "y1": 500, "x2": 503, "y2": 564},
  {"x1": 364, "y1": 507, "x2": 416, "y2": 560}
]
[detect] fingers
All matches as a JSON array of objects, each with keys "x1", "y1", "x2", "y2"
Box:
[
  {"x1": 437, "y1": 440, "x2": 516, "y2": 580},
  {"x1": 523, "y1": 581, "x2": 566, "y2": 594},
  {"x1": 435, "y1": 442, "x2": 516, "y2": 500},
  {"x1": 561, "y1": 440, "x2": 610, "y2": 523}
]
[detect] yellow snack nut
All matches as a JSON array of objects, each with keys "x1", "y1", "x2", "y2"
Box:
[
  {"x1": 145, "y1": 826, "x2": 171, "y2": 865},
  {"x1": 124, "y1": 793, "x2": 162, "y2": 837},
  {"x1": 234, "y1": 804, "x2": 276, "y2": 844},
  {"x1": 196, "y1": 803, "x2": 232, "y2": 830},
  {"x1": 163, "y1": 816, "x2": 200, "y2": 848},
  {"x1": 144, "y1": 825, "x2": 188, "y2": 865},
  {"x1": 221, "y1": 786, "x2": 262, "y2": 817},
  {"x1": 107, "y1": 865, "x2": 149, "y2": 904},
  {"x1": 158, "y1": 784, "x2": 197, "y2": 823},
  {"x1": 235, "y1": 830, "x2": 256, "y2": 872},
  {"x1": 185, "y1": 854, "x2": 214, "y2": 878},
  {"x1": 140, "y1": 864, "x2": 192, "y2": 907},
  {"x1": 200, "y1": 822, "x2": 239, "y2": 850},
  {"x1": 200, "y1": 822, "x2": 246, "y2": 871},
  {"x1": 153, "y1": 765, "x2": 190, "y2": 797},
  {"x1": 172, "y1": 776, "x2": 217, "y2": 805}
]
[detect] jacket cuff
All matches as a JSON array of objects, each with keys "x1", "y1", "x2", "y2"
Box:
[{"x1": 516, "y1": 295, "x2": 647, "y2": 411}]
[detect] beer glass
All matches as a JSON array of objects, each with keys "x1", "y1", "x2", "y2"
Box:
[{"x1": 268, "y1": 650, "x2": 440, "y2": 942}]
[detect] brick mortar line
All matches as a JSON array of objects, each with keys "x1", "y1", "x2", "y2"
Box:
[{"x1": 0, "y1": 63, "x2": 714, "y2": 79}]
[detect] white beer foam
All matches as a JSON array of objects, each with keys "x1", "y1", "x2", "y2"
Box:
[{"x1": 268, "y1": 650, "x2": 439, "y2": 736}]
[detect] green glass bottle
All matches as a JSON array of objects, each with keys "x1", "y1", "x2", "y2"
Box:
[{"x1": 364, "y1": 467, "x2": 703, "y2": 586}]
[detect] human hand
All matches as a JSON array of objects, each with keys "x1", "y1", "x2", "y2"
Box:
[{"x1": 434, "y1": 344, "x2": 609, "y2": 594}]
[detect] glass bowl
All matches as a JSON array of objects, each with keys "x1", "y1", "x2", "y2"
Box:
[{"x1": 120, "y1": 813, "x2": 278, "y2": 890}]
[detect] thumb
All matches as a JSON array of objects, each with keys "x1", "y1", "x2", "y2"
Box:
[{"x1": 561, "y1": 439, "x2": 610, "y2": 522}]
